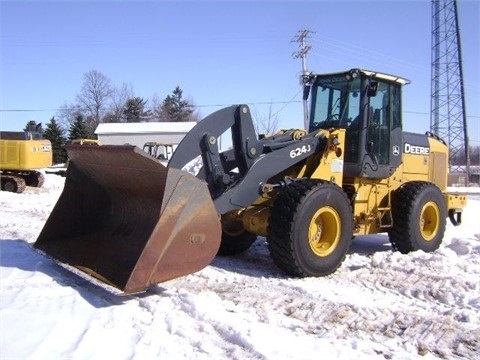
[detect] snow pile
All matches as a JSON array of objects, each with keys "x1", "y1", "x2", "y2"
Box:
[{"x1": 1, "y1": 174, "x2": 479, "y2": 359}]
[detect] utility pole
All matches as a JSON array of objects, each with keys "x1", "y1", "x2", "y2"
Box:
[{"x1": 292, "y1": 29, "x2": 314, "y2": 130}]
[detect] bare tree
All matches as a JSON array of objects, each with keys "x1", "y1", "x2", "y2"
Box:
[
  {"x1": 56, "y1": 102, "x2": 84, "y2": 129},
  {"x1": 471, "y1": 145, "x2": 480, "y2": 165},
  {"x1": 186, "y1": 96, "x2": 202, "y2": 122},
  {"x1": 76, "y1": 70, "x2": 113, "y2": 131},
  {"x1": 103, "y1": 82, "x2": 134, "y2": 123},
  {"x1": 252, "y1": 103, "x2": 280, "y2": 136},
  {"x1": 150, "y1": 93, "x2": 167, "y2": 122}
]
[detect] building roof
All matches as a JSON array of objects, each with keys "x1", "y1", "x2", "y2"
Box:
[{"x1": 95, "y1": 122, "x2": 196, "y2": 135}]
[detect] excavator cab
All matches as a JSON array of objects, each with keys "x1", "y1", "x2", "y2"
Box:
[{"x1": 307, "y1": 69, "x2": 407, "y2": 179}]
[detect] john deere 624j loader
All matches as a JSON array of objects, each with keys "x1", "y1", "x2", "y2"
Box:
[{"x1": 35, "y1": 69, "x2": 466, "y2": 294}]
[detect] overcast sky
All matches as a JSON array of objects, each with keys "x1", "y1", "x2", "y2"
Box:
[{"x1": 1, "y1": 0, "x2": 478, "y2": 145}]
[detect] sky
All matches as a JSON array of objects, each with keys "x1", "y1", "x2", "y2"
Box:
[{"x1": 0, "y1": 0, "x2": 479, "y2": 147}]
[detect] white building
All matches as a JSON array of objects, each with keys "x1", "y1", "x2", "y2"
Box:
[{"x1": 95, "y1": 122, "x2": 196, "y2": 151}]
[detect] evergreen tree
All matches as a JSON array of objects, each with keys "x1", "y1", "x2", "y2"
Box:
[
  {"x1": 23, "y1": 120, "x2": 43, "y2": 134},
  {"x1": 68, "y1": 114, "x2": 94, "y2": 140},
  {"x1": 43, "y1": 117, "x2": 67, "y2": 164},
  {"x1": 123, "y1": 97, "x2": 152, "y2": 122},
  {"x1": 160, "y1": 86, "x2": 194, "y2": 122}
]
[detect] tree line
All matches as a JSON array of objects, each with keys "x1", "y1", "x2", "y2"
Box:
[
  {"x1": 451, "y1": 146, "x2": 480, "y2": 167},
  {"x1": 60, "y1": 69, "x2": 200, "y2": 133},
  {"x1": 24, "y1": 116, "x2": 92, "y2": 164},
  {"x1": 23, "y1": 69, "x2": 200, "y2": 163}
]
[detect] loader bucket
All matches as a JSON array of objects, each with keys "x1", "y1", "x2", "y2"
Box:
[{"x1": 34, "y1": 145, "x2": 221, "y2": 294}]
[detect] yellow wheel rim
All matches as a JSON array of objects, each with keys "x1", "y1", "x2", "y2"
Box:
[
  {"x1": 308, "y1": 206, "x2": 341, "y2": 257},
  {"x1": 419, "y1": 201, "x2": 440, "y2": 241}
]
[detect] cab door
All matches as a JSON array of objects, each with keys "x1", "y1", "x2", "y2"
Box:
[{"x1": 361, "y1": 80, "x2": 403, "y2": 179}]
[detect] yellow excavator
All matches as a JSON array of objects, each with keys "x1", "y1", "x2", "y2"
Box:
[
  {"x1": 1, "y1": 131, "x2": 52, "y2": 193},
  {"x1": 35, "y1": 69, "x2": 466, "y2": 294}
]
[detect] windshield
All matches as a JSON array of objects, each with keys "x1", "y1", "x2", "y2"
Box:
[{"x1": 309, "y1": 75, "x2": 361, "y2": 132}]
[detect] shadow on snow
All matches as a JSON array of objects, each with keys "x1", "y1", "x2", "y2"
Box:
[
  {"x1": 0, "y1": 238, "x2": 166, "y2": 308},
  {"x1": 0, "y1": 234, "x2": 392, "y2": 305}
]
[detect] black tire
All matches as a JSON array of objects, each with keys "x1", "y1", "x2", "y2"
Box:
[
  {"x1": 217, "y1": 213, "x2": 257, "y2": 256},
  {"x1": 217, "y1": 231, "x2": 257, "y2": 256},
  {"x1": 267, "y1": 180, "x2": 353, "y2": 277},
  {"x1": 389, "y1": 182, "x2": 447, "y2": 254}
]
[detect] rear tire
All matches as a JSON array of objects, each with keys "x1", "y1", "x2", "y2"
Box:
[
  {"x1": 389, "y1": 182, "x2": 446, "y2": 254},
  {"x1": 267, "y1": 180, "x2": 353, "y2": 277}
]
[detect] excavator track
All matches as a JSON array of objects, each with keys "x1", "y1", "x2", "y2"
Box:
[
  {"x1": 0, "y1": 174, "x2": 27, "y2": 193},
  {"x1": 23, "y1": 170, "x2": 45, "y2": 188},
  {"x1": 0, "y1": 170, "x2": 44, "y2": 192}
]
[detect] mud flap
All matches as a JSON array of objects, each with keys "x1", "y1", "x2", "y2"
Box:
[{"x1": 34, "y1": 145, "x2": 221, "y2": 294}]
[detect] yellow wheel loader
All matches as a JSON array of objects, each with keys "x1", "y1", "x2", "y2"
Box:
[
  {"x1": 1, "y1": 131, "x2": 53, "y2": 193},
  {"x1": 35, "y1": 69, "x2": 466, "y2": 294}
]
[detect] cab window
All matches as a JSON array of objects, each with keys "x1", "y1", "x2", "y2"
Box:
[{"x1": 366, "y1": 81, "x2": 401, "y2": 165}]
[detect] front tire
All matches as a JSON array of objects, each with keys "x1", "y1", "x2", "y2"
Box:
[
  {"x1": 389, "y1": 182, "x2": 447, "y2": 254},
  {"x1": 267, "y1": 180, "x2": 353, "y2": 277},
  {"x1": 217, "y1": 213, "x2": 257, "y2": 256}
]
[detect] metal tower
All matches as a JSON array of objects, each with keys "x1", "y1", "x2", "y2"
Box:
[{"x1": 431, "y1": 0, "x2": 469, "y2": 181}]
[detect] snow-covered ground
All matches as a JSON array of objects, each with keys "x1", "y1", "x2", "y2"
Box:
[{"x1": 1, "y1": 174, "x2": 479, "y2": 360}]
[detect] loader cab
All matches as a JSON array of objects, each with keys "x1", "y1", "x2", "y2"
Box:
[{"x1": 307, "y1": 69, "x2": 409, "y2": 179}]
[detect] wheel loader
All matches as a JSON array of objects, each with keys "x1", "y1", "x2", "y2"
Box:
[
  {"x1": 34, "y1": 68, "x2": 467, "y2": 294},
  {"x1": 0, "y1": 131, "x2": 52, "y2": 193}
]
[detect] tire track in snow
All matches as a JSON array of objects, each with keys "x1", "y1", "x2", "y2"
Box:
[
  {"x1": 2, "y1": 175, "x2": 479, "y2": 359},
  {"x1": 135, "y1": 289, "x2": 263, "y2": 359},
  {"x1": 165, "y1": 236, "x2": 480, "y2": 359}
]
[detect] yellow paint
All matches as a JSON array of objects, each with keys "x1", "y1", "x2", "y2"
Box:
[{"x1": 0, "y1": 139, "x2": 53, "y2": 170}]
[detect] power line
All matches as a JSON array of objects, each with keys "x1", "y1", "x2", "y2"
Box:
[
  {"x1": 308, "y1": 35, "x2": 479, "y2": 98},
  {"x1": 271, "y1": 89, "x2": 303, "y2": 119},
  {"x1": 311, "y1": 33, "x2": 429, "y2": 74},
  {"x1": 0, "y1": 100, "x2": 303, "y2": 113},
  {"x1": 3, "y1": 107, "x2": 480, "y2": 120}
]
